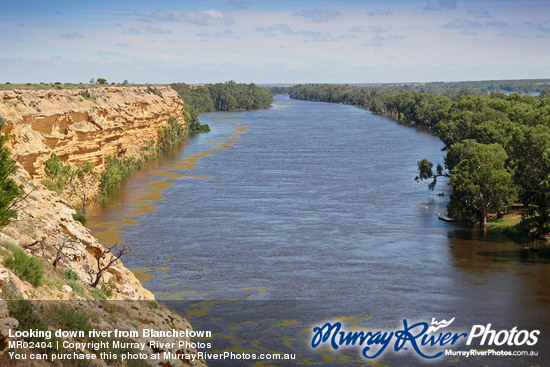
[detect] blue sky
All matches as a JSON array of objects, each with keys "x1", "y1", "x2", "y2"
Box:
[{"x1": 1, "y1": 0, "x2": 549, "y2": 84}]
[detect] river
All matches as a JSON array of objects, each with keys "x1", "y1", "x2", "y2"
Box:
[{"x1": 87, "y1": 95, "x2": 550, "y2": 366}]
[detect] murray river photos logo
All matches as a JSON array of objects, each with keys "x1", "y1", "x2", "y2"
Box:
[{"x1": 310, "y1": 318, "x2": 540, "y2": 360}]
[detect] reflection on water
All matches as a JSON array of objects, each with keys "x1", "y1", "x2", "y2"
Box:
[{"x1": 87, "y1": 96, "x2": 550, "y2": 365}]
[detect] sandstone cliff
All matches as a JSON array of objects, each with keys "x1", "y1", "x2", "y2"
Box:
[
  {"x1": 0, "y1": 86, "x2": 184, "y2": 179},
  {"x1": 0, "y1": 87, "x2": 207, "y2": 367}
]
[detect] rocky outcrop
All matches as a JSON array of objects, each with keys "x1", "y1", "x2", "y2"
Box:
[
  {"x1": 0, "y1": 86, "x2": 184, "y2": 179},
  {"x1": 0, "y1": 87, "x2": 207, "y2": 366}
]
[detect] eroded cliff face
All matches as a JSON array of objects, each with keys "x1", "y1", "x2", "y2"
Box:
[
  {"x1": 0, "y1": 86, "x2": 184, "y2": 179},
  {"x1": 0, "y1": 88, "x2": 207, "y2": 366}
]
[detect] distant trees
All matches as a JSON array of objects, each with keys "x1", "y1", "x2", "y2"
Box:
[
  {"x1": 0, "y1": 117, "x2": 23, "y2": 226},
  {"x1": 171, "y1": 81, "x2": 273, "y2": 114},
  {"x1": 96, "y1": 78, "x2": 107, "y2": 84},
  {"x1": 170, "y1": 81, "x2": 272, "y2": 134}
]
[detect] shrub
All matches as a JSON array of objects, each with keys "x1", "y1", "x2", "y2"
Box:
[
  {"x1": 43, "y1": 277, "x2": 65, "y2": 290},
  {"x1": 100, "y1": 156, "x2": 143, "y2": 196},
  {"x1": 91, "y1": 288, "x2": 107, "y2": 300},
  {"x1": 63, "y1": 269, "x2": 79, "y2": 281},
  {"x1": 146, "y1": 86, "x2": 162, "y2": 97},
  {"x1": 101, "y1": 301, "x2": 126, "y2": 315},
  {"x1": 0, "y1": 116, "x2": 23, "y2": 226},
  {"x1": 3, "y1": 246, "x2": 44, "y2": 286},
  {"x1": 100, "y1": 282, "x2": 113, "y2": 298},
  {"x1": 6, "y1": 298, "x2": 54, "y2": 354},
  {"x1": 72, "y1": 213, "x2": 87, "y2": 224},
  {"x1": 147, "y1": 300, "x2": 159, "y2": 309},
  {"x1": 45, "y1": 304, "x2": 92, "y2": 334},
  {"x1": 43, "y1": 153, "x2": 72, "y2": 194},
  {"x1": 67, "y1": 279, "x2": 85, "y2": 296},
  {"x1": 189, "y1": 121, "x2": 211, "y2": 133}
]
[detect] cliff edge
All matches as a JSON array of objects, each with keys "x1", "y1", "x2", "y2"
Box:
[{"x1": 0, "y1": 86, "x2": 206, "y2": 366}]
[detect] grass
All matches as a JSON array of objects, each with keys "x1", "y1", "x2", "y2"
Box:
[
  {"x1": 73, "y1": 213, "x2": 88, "y2": 224},
  {"x1": 91, "y1": 288, "x2": 107, "y2": 300},
  {"x1": 147, "y1": 300, "x2": 159, "y2": 309},
  {"x1": 487, "y1": 214, "x2": 550, "y2": 258},
  {"x1": 101, "y1": 301, "x2": 127, "y2": 315},
  {"x1": 2, "y1": 243, "x2": 44, "y2": 286},
  {"x1": 101, "y1": 282, "x2": 114, "y2": 297},
  {"x1": 67, "y1": 279, "x2": 86, "y2": 296},
  {"x1": 45, "y1": 304, "x2": 92, "y2": 335},
  {"x1": 486, "y1": 214, "x2": 522, "y2": 230},
  {"x1": 63, "y1": 268, "x2": 79, "y2": 281},
  {"x1": 43, "y1": 277, "x2": 65, "y2": 291}
]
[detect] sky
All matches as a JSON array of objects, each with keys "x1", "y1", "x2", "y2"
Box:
[{"x1": 1, "y1": 0, "x2": 549, "y2": 84}]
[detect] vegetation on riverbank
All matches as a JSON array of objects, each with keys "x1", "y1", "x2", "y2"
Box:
[
  {"x1": 290, "y1": 83, "x2": 550, "y2": 241},
  {"x1": 0, "y1": 117, "x2": 23, "y2": 226},
  {"x1": 99, "y1": 116, "x2": 185, "y2": 196},
  {"x1": 171, "y1": 81, "x2": 273, "y2": 112}
]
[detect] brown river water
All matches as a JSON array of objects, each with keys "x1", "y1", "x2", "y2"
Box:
[{"x1": 87, "y1": 95, "x2": 550, "y2": 366}]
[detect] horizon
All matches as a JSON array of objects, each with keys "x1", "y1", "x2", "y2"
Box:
[
  {"x1": 2, "y1": 78, "x2": 550, "y2": 87},
  {"x1": 1, "y1": 0, "x2": 549, "y2": 84}
]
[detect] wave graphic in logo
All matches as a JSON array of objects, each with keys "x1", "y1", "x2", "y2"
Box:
[{"x1": 427, "y1": 317, "x2": 455, "y2": 333}]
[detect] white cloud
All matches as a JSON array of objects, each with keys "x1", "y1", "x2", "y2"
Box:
[
  {"x1": 196, "y1": 30, "x2": 240, "y2": 39},
  {"x1": 348, "y1": 26, "x2": 386, "y2": 34},
  {"x1": 367, "y1": 8, "x2": 393, "y2": 17},
  {"x1": 132, "y1": 9, "x2": 234, "y2": 26},
  {"x1": 365, "y1": 34, "x2": 406, "y2": 47},
  {"x1": 293, "y1": 8, "x2": 341, "y2": 22},
  {"x1": 255, "y1": 23, "x2": 334, "y2": 41},
  {"x1": 256, "y1": 23, "x2": 294, "y2": 37},
  {"x1": 459, "y1": 29, "x2": 478, "y2": 36},
  {"x1": 486, "y1": 21, "x2": 508, "y2": 28},
  {"x1": 339, "y1": 33, "x2": 359, "y2": 39},
  {"x1": 146, "y1": 27, "x2": 171, "y2": 34},
  {"x1": 498, "y1": 30, "x2": 527, "y2": 38},
  {"x1": 62, "y1": 32, "x2": 84, "y2": 39},
  {"x1": 467, "y1": 7, "x2": 492, "y2": 18},
  {"x1": 442, "y1": 18, "x2": 483, "y2": 29},
  {"x1": 122, "y1": 28, "x2": 140, "y2": 35}
]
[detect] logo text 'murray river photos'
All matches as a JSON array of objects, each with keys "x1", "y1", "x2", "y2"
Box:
[{"x1": 311, "y1": 318, "x2": 540, "y2": 359}]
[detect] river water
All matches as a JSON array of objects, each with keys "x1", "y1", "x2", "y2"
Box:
[{"x1": 87, "y1": 95, "x2": 550, "y2": 366}]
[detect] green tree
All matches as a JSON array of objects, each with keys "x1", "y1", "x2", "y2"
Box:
[
  {"x1": 96, "y1": 78, "x2": 107, "y2": 84},
  {"x1": 41, "y1": 152, "x2": 71, "y2": 194},
  {"x1": 509, "y1": 125, "x2": 550, "y2": 235},
  {"x1": 448, "y1": 140, "x2": 516, "y2": 227},
  {"x1": 0, "y1": 117, "x2": 23, "y2": 226},
  {"x1": 69, "y1": 161, "x2": 95, "y2": 213}
]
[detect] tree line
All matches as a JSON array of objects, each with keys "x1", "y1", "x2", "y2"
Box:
[
  {"x1": 171, "y1": 81, "x2": 273, "y2": 133},
  {"x1": 172, "y1": 81, "x2": 272, "y2": 112},
  {"x1": 290, "y1": 84, "x2": 550, "y2": 237}
]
